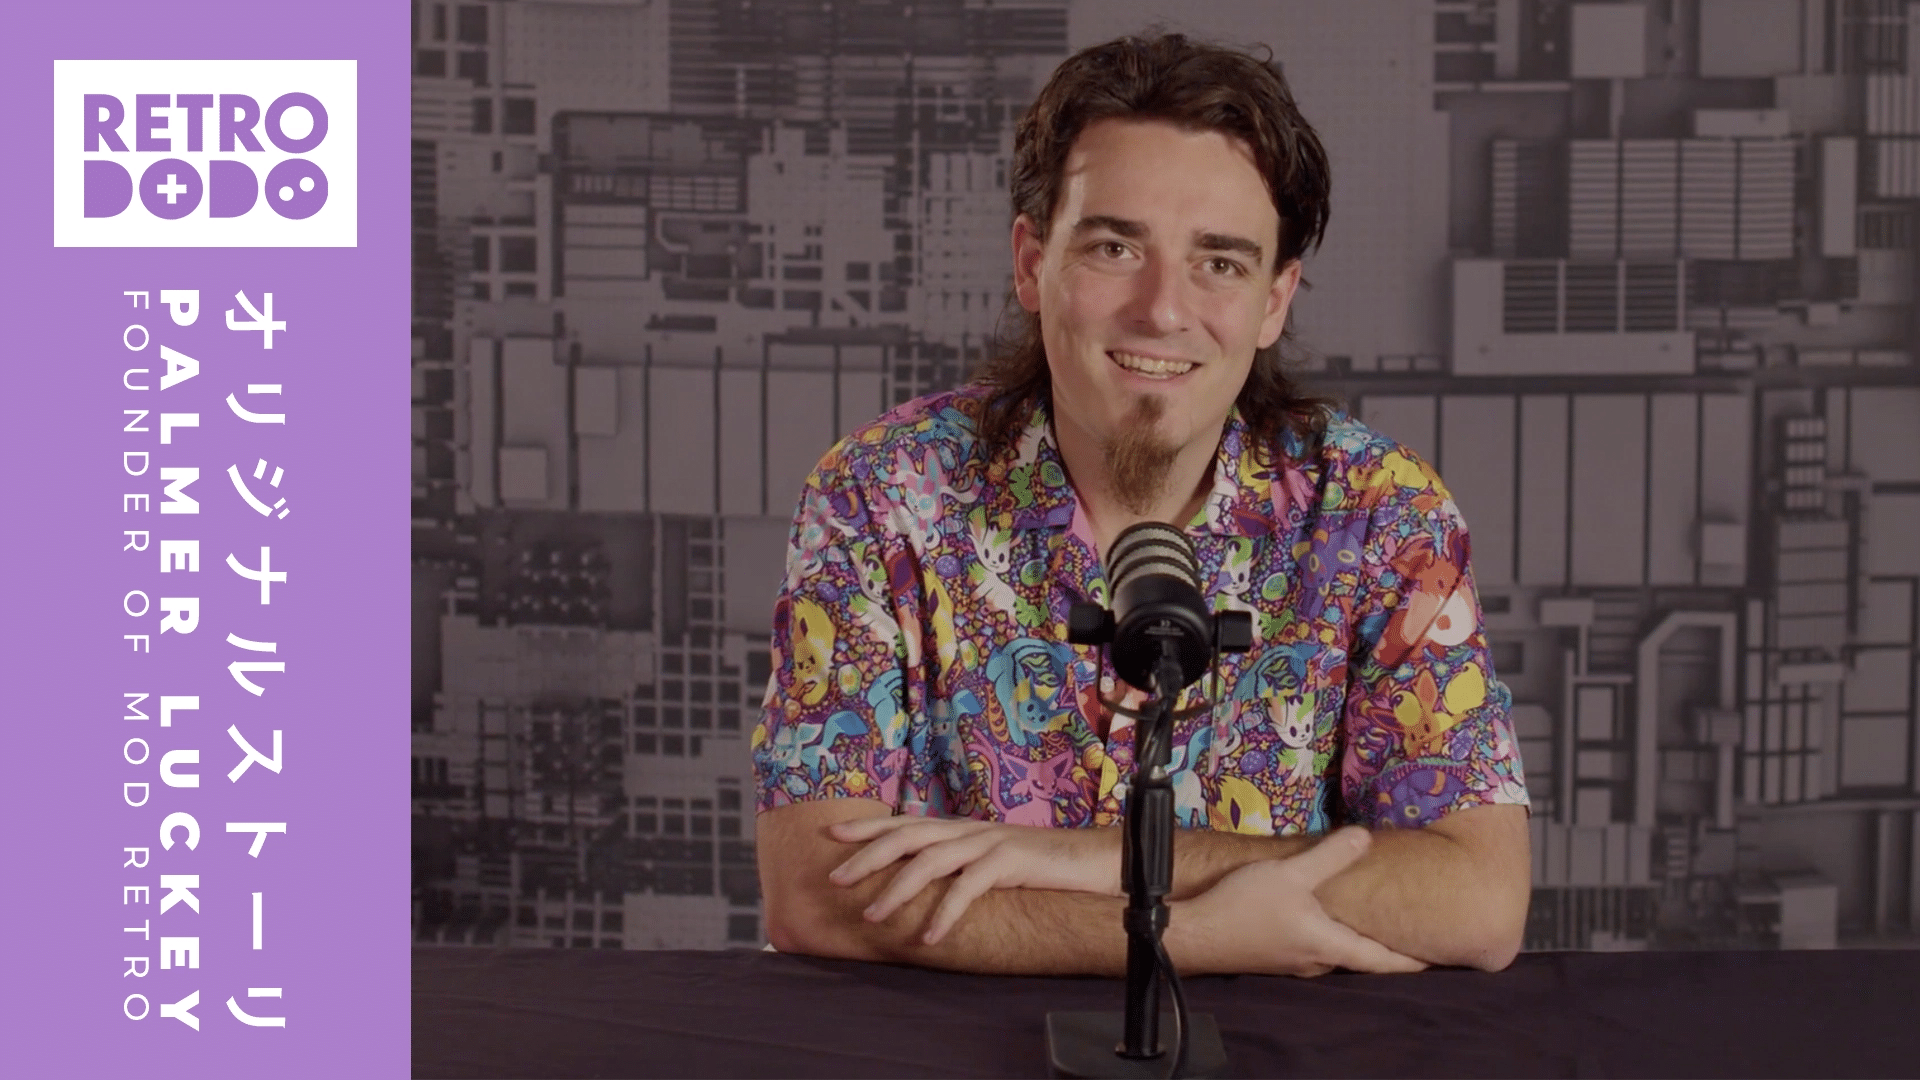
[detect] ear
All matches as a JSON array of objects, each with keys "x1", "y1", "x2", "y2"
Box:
[
  {"x1": 1389, "y1": 533, "x2": 1436, "y2": 577},
  {"x1": 1447, "y1": 528, "x2": 1471, "y2": 572},
  {"x1": 1255, "y1": 258, "x2": 1303, "y2": 350},
  {"x1": 1012, "y1": 213, "x2": 1047, "y2": 314}
]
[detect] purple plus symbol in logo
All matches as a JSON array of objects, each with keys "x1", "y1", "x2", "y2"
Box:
[{"x1": 139, "y1": 158, "x2": 203, "y2": 219}]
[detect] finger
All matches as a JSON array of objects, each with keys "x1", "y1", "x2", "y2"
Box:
[
  {"x1": 1282, "y1": 826, "x2": 1372, "y2": 887},
  {"x1": 1308, "y1": 914, "x2": 1429, "y2": 974},
  {"x1": 921, "y1": 849, "x2": 1011, "y2": 945},
  {"x1": 830, "y1": 820, "x2": 977, "y2": 886},
  {"x1": 865, "y1": 831, "x2": 1001, "y2": 922}
]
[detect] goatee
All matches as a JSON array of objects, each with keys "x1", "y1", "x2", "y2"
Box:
[{"x1": 1104, "y1": 395, "x2": 1179, "y2": 516}]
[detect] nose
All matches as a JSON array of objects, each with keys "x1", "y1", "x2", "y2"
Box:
[{"x1": 1125, "y1": 252, "x2": 1189, "y2": 336}]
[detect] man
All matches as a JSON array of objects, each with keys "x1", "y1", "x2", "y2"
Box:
[{"x1": 751, "y1": 33, "x2": 1531, "y2": 978}]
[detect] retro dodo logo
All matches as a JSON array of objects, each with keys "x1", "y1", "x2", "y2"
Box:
[{"x1": 55, "y1": 60, "x2": 357, "y2": 247}]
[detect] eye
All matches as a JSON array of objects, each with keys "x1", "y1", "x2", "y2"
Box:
[
  {"x1": 1205, "y1": 256, "x2": 1246, "y2": 277},
  {"x1": 1094, "y1": 240, "x2": 1129, "y2": 258}
]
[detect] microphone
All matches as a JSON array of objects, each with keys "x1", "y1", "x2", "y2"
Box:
[
  {"x1": 1049, "y1": 524, "x2": 1247, "y2": 1078},
  {"x1": 1107, "y1": 522, "x2": 1211, "y2": 693},
  {"x1": 1072, "y1": 522, "x2": 1222, "y2": 694}
]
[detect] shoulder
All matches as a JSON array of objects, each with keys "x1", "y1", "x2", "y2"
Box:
[
  {"x1": 819, "y1": 386, "x2": 989, "y2": 476},
  {"x1": 1306, "y1": 411, "x2": 1452, "y2": 517}
]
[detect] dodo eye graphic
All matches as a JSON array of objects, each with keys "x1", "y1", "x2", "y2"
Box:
[{"x1": 264, "y1": 158, "x2": 328, "y2": 220}]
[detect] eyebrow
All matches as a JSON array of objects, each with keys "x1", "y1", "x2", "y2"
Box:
[
  {"x1": 1195, "y1": 232, "x2": 1265, "y2": 262},
  {"x1": 1070, "y1": 215, "x2": 1266, "y2": 263},
  {"x1": 1070, "y1": 214, "x2": 1148, "y2": 240}
]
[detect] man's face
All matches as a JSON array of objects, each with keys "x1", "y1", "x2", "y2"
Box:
[{"x1": 1013, "y1": 118, "x2": 1301, "y2": 488}]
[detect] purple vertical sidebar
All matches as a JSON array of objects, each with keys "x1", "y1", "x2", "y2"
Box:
[{"x1": 3, "y1": 4, "x2": 409, "y2": 1077}]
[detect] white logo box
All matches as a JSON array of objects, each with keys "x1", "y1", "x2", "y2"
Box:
[{"x1": 54, "y1": 59, "x2": 357, "y2": 247}]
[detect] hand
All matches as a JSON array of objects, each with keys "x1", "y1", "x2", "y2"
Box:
[
  {"x1": 1181, "y1": 827, "x2": 1427, "y2": 977},
  {"x1": 826, "y1": 816, "x2": 1121, "y2": 945}
]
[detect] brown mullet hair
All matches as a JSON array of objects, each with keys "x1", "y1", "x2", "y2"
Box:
[{"x1": 973, "y1": 32, "x2": 1337, "y2": 461}]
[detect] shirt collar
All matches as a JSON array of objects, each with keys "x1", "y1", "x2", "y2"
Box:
[
  {"x1": 987, "y1": 399, "x2": 1315, "y2": 539},
  {"x1": 1193, "y1": 408, "x2": 1284, "y2": 538},
  {"x1": 986, "y1": 399, "x2": 1078, "y2": 533}
]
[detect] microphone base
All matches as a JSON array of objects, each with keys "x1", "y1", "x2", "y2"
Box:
[{"x1": 1045, "y1": 1011, "x2": 1228, "y2": 1078}]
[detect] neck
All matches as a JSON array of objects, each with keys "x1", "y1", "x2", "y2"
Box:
[{"x1": 1051, "y1": 411, "x2": 1221, "y2": 560}]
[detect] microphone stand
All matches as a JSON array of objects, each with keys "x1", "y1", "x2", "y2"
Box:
[
  {"x1": 1046, "y1": 633, "x2": 1232, "y2": 1079},
  {"x1": 1120, "y1": 646, "x2": 1186, "y2": 1061}
]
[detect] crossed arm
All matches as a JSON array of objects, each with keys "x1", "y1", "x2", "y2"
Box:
[{"x1": 757, "y1": 796, "x2": 1530, "y2": 977}]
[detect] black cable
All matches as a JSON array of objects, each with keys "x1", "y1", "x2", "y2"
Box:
[
  {"x1": 1153, "y1": 936, "x2": 1190, "y2": 1079},
  {"x1": 1136, "y1": 714, "x2": 1166, "y2": 774}
]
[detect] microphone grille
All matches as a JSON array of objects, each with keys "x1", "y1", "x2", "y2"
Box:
[{"x1": 1106, "y1": 521, "x2": 1200, "y2": 595}]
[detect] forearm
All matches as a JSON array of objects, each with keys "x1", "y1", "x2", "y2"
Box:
[
  {"x1": 777, "y1": 853, "x2": 1135, "y2": 975},
  {"x1": 1313, "y1": 825, "x2": 1524, "y2": 970},
  {"x1": 1170, "y1": 828, "x2": 1306, "y2": 899},
  {"x1": 1167, "y1": 815, "x2": 1527, "y2": 971}
]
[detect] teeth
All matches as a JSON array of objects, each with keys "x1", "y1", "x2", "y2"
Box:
[{"x1": 1110, "y1": 351, "x2": 1195, "y2": 378}]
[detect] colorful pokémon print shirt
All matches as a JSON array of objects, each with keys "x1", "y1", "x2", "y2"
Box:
[{"x1": 751, "y1": 384, "x2": 1529, "y2": 835}]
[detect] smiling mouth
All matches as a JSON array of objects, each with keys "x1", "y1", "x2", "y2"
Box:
[{"x1": 1108, "y1": 351, "x2": 1196, "y2": 379}]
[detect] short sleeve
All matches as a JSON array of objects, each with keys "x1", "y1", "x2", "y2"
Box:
[
  {"x1": 1337, "y1": 450, "x2": 1530, "y2": 829},
  {"x1": 751, "y1": 444, "x2": 916, "y2": 813}
]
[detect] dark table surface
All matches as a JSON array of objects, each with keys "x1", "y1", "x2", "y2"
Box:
[{"x1": 413, "y1": 946, "x2": 1920, "y2": 1078}]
